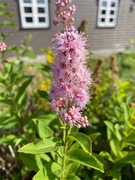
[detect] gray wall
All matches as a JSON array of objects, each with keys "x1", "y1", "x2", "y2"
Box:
[{"x1": 1, "y1": 0, "x2": 135, "y2": 55}]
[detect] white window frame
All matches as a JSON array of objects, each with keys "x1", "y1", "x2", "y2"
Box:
[
  {"x1": 97, "y1": 0, "x2": 119, "y2": 28},
  {"x1": 18, "y1": 0, "x2": 49, "y2": 29}
]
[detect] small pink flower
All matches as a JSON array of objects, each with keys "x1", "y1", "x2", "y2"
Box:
[
  {"x1": 69, "y1": 5, "x2": 76, "y2": 14},
  {"x1": 81, "y1": 116, "x2": 89, "y2": 127},
  {"x1": 0, "y1": 42, "x2": 7, "y2": 51},
  {"x1": 53, "y1": 18, "x2": 60, "y2": 26}
]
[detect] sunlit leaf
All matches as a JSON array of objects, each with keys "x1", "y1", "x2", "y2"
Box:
[
  {"x1": 18, "y1": 138, "x2": 57, "y2": 154},
  {"x1": 66, "y1": 149, "x2": 104, "y2": 173},
  {"x1": 69, "y1": 132, "x2": 92, "y2": 154}
]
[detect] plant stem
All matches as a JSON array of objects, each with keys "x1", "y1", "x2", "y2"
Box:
[{"x1": 61, "y1": 123, "x2": 69, "y2": 179}]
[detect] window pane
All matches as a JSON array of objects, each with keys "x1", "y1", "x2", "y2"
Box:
[
  {"x1": 111, "y1": 2, "x2": 116, "y2": 7},
  {"x1": 101, "y1": 18, "x2": 105, "y2": 22},
  {"x1": 110, "y1": 10, "x2": 115, "y2": 15},
  {"x1": 25, "y1": 17, "x2": 33, "y2": 22},
  {"x1": 102, "y1": 1, "x2": 107, "y2": 7},
  {"x1": 38, "y1": 7, "x2": 45, "y2": 13},
  {"x1": 37, "y1": 0, "x2": 45, "y2": 3},
  {"x1": 24, "y1": 7, "x2": 32, "y2": 13},
  {"x1": 39, "y1": 17, "x2": 45, "y2": 22},
  {"x1": 110, "y1": 18, "x2": 114, "y2": 22},
  {"x1": 102, "y1": 10, "x2": 106, "y2": 14},
  {"x1": 24, "y1": 0, "x2": 31, "y2": 3}
]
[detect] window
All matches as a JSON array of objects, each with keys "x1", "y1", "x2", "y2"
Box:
[
  {"x1": 97, "y1": 0, "x2": 119, "y2": 27},
  {"x1": 18, "y1": 0, "x2": 49, "y2": 29}
]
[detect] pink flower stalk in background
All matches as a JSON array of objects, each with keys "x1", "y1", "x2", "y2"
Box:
[{"x1": 50, "y1": 0, "x2": 92, "y2": 128}]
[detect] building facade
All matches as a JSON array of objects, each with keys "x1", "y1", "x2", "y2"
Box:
[{"x1": 1, "y1": 0, "x2": 135, "y2": 56}]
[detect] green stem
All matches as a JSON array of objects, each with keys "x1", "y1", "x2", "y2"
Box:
[{"x1": 61, "y1": 124, "x2": 69, "y2": 179}]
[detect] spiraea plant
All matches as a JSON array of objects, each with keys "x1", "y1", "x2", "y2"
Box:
[{"x1": 19, "y1": 0, "x2": 104, "y2": 179}]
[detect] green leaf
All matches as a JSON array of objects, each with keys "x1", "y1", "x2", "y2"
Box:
[
  {"x1": 116, "y1": 152, "x2": 135, "y2": 164},
  {"x1": 104, "y1": 121, "x2": 114, "y2": 133},
  {"x1": 26, "y1": 53, "x2": 37, "y2": 59},
  {"x1": 0, "y1": 135, "x2": 16, "y2": 145},
  {"x1": 20, "y1": 153, "x2": 51, "y2": 172},
  {"x1": 124, "y1": 131, "x2": 135, "y2": 148},
  {"x1": 0, "y1": 3, "x2": 7, "y2": 11},
  {"x1": 33, "y1": 167, "x2": 47, "y2": 180},
  {"x1": 69, "y1": 132, "x2": 92, "y2": 155},
  {"x1": 38, "y1": 90, "x2": 49, "y2": 100},
  {"x1": 41, "y1": 65, "x2": 51, "y2": 72},
  {"x1": 89, "y1": 132, "x2": 101, "y2": 142},
  {"x1": 66, "y1": 149, "x2": 104, "y2": 173},
  {"x1": 46, "y1": 162, "x2": 62, "y2": 177},
  {"x1": 33, "y1": 162, "x2": 62, "y2": 180},
  {"x1": 114, "y1": 124, "x2": 122, "y2": 141},
  {"x1": 20, "y1": 154, "x2": 43, "y2": 172},
  {"x1": 99, "y1": 151, "x2": 114, "y2": 163},
  {"x1": 104, "y1": 121, "x2": 120, "y2": 156},
  {"x1": 0, "y1": 116, "x2": 17, "y2": 129},
  {"x1": 33, "y1": 114, "x2": 57, "y2": 126},
  {"x1": 15, "y1": 77, "x2": 33, "y2": 105},
  {"x1": 122, "y1": 103, "x2": 129, "y2": 123},
  {"x1": 65, "y1": 162, "x2": 80, "y2": 177},
  {"x1": 0, "y1": 21, "x2": 16, "y2": 28},
  {"x1": 33, "y1": 119, "x2": 54, "y2": 138},
  {"x1": 0, "y1": 12, "x2": 13, "y2": 18},
  {"x1": 65, "y1": 175, "x2": 81, "y2": 180},
  {"x1": 18, "y1": 138, "x2": 57, "y2": 154}
]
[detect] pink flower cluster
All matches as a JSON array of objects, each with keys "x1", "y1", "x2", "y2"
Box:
[
  {"x1": 50, "y1": 0, "x2": 92, "y2": 128},
  {"x1": 53, "y1": 0, "x2": 76, "y2": 30},
  {"x1": 50, "y1": 30, "x2": 92, "y2": 128},
  {"x1": 0, "y1": 42, "x2": 7, "y2": 51}
]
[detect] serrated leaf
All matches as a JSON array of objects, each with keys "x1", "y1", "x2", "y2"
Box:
[
  {"x1": 33, "y1": 119, "x2": 54, "y2": 138},
  {"x1": 69, "y1": 132, "x2": 92, "y2": 154},
  {"x1": 18, "y1": 138, "x2": 57, "y2": 154},
  {"x1": 66, "y1": 149, "x2": 104, "y2": 173}
]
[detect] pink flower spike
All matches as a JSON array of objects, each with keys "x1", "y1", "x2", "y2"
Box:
[{"x1": 50, "y1": 0, "x2": 92, "y2": 128}]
